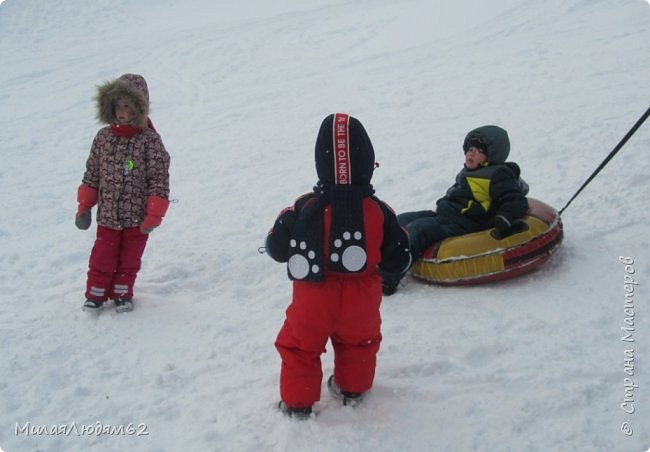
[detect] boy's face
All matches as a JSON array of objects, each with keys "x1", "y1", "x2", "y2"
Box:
[
  {"x1": 115, "y1": 102, "x2": 135, "y2": 125},
  {"x1": 464, "y1": 146, "x2": 487, "y2": 170}
]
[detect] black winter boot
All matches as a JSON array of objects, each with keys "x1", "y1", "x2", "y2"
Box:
[
  {"x1": 277, "y1": 401, "x2": 313, "y2": 420},
  {"x1": 327, "y1": 375, "x2": 364, "y2": 406},
  {"x1": 83, "y1": 299, "x2": 104, "y2": 312},
  {"x1": 114, "y1": 298, "x2": 134, "y2": 313}
]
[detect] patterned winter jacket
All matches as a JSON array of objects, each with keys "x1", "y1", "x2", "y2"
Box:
[{"x1": 81, "y1": 74, "x2": 170, "y2": 230}]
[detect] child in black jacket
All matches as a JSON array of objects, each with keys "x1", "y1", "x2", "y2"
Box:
[
  {"x1": 388, "y1": 125, "x2": 529, "y2": 294},
  {"x1": 265, "y1": 113, "x2": 411, "y2": 419}
]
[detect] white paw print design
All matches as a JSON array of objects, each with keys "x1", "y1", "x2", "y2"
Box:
[
  {"x1": 287, "y1": 240, "x2": 320, "y2": 280},
  {"x1": 330, "y1": 231, "x2": 366, "y2": 271}
]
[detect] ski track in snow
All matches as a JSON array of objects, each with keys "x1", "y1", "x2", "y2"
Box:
[{"x1": 1, "y1": 0, "x2": 649, "y2": 451}]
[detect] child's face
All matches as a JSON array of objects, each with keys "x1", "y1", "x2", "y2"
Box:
[
  {"x1": 464, "y1": 146, "x2": 487, "y2": 170},
  {"x1": 115, "y1": 102, "x2": 134, "y2": 125}
]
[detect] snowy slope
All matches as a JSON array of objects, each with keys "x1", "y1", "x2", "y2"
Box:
[{"x1": 1, "y1": 0, "x2": 649, "y2": 451}]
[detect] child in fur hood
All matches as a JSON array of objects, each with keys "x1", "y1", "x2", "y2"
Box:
[
  {"x1": 265, "y1": 113, "x2": 411, "y2": 419},
  {"x1": 385, "y1": 125, "x2": 529, "y2": 295},
  {"x1": 75, "y1": 73, "x2": 171, "y2": 313}
]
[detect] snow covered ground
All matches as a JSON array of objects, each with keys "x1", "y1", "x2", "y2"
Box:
[{"x1": 1, "y1": 0, "x2": 649, "y2": 451}]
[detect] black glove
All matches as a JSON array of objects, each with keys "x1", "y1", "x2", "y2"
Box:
[
  {"x1": 494, "y1": 214, "x2": 512, "y2": 234},
  {"x1": 75, "y1": 210, "x2": 92, "y2": 230},
  {"x1": 379, "y1": 269, "x2": 404, "y2": 296}
]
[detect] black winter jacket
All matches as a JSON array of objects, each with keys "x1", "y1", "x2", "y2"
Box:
[
  {"x1": 266, "y1": 192, "x2": 411, "y2": 278},
  {"x1": 436, "y1": 162, "x2": 529, "y2": 233}
]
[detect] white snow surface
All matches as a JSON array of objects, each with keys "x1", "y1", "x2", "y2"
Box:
[{"x1": 1, "y1": 0, "x2": 650, "y2": 451}]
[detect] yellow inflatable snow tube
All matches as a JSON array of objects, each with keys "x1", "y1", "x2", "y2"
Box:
[{"x1": 410, "y1": 198, "x2": 563, "y2": 285}]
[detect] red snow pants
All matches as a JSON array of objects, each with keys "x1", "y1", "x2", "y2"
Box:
[
  {"x1": 85, "y1": 226, "x2": 149, "y2": 301},
  {"x1": 275, "y1": 273, "x2": 383, "y2": 407}
]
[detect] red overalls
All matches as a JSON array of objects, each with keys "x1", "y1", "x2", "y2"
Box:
[
  {"x1": 275, "y1": 198, "x2": 385, "y2": 407},
  {"x1": 85, "y1": 226, "x2": 149, "y2": 301}
]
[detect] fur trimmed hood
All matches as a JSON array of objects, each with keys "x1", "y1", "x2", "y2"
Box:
[{"x1": 95, "y1": 73, "x2": 150, "y2": 127}]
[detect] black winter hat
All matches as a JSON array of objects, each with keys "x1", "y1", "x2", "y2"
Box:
[
  {"x1": 315, "y1": 113, "x2": 375, "y2": 186},
  {"x1": 464, "y1": 137, "x2": 488, "y2": 153},
  {"x1": 462, "y1": 125, "x2": 510, "y2": 164}
]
